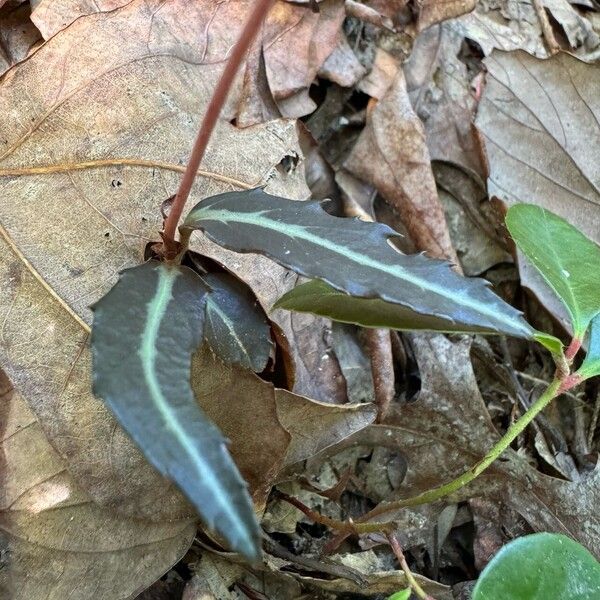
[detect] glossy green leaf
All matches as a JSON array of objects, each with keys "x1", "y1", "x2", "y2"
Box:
[
  {"x1": 506, "y1": 204, "x2": 600, "y2": 341},
  {"x1": 388, "y1": 589, "x2": 412, "y2": 600},
  {"x1": 473, "y1": 533, "x2": 600, "y2": 600},
  {"x1": 577, "y1": 315, "x2": 600, "y2": 381},
  {"x1": 91, "y1": 261, "x2": 260, "y2": 561},
  {"x1": 183, "y1": 189, "x2": 533, "y2": 338},
  {"x1": 202, "y1": 272, "x2": 272, "y2": 372},
  {"x1": 533, "y1": 331, "x2": 564, "y2": 356}
]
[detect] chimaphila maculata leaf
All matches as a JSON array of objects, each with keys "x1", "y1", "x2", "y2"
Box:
[
  {"x1": 91, "y1": 260, "x2": 261, "y2": 561},
  {"x1": 182, "y1": 188, "x2": 533, "y2": 338},
  {"x1": 202, "y1": 272, "x2": 272, "y2": 372},
  {"x1": 577, "y1": 314, "x2": 600, "y2": 381}
]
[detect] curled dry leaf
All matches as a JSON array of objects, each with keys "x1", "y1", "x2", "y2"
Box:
[
  {"x1": 413, "y1": 0, "x2": 476, "y2": 33},
  {"x1": 456, "y1": 0, "x2": 600, "y2": 59},
  {"x1": 476, "y1": 51, "x2": 600, "y2": 333},
  {"x1": 0, "y1": 369, "x2": 196, "y2": 600},
  {"x1": 345, "y1": 70, "x2": 457, "y2": 261},
  {"x1": 404, "y1": 22, "x2": 484, "y2": 178}
]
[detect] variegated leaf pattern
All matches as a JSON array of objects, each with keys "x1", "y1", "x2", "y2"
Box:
[
  {"x1": 91, "y1": 261, "x2": 260, "y2": 560},
  {"x1": 202, "y1": 272, "x2": 272, "y2": 372},
  {"x1": 183, "y1": 189, "x2": 534, "y2": 338}
]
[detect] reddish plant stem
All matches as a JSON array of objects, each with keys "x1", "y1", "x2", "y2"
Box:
[
  {"x1": 161, "y1": 0, "x2": 274, "y2": 257},
  {"x1": 565, "y1": 337, "x2": 582, "y2": 362},
  {"x1": 387, "y1": 533, "x2": 436, "y2": 600}
]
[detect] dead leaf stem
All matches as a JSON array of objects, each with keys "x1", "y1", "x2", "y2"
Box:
[
  {"x1": 162, "y1": 0, "x2": 274, "y2": 256},
  {"x1": 531, "y1": 0, "x2": 560, "y2": 54}
]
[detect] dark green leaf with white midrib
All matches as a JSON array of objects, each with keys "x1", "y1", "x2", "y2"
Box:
[
  {"x1": 91, "y1": 261, "x2": 260, "y2": 561},
  {"x1": 201, "y1": 272, "x2": 272, "y2": 372},
  {"x1": 182, "y1": 189, "x2": 533, "y2": 338},
  {"x1": 577, "y1": 314, "x2": 600, "y2": 380},
  {"x1": 506, "y1": 204, "x2": 600, "y2": 341}
]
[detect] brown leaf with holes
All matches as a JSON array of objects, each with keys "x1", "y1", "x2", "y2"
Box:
[
  {"x1": 0, "y1": 369, "x2": 196, "y2": 600},
  {"x1": 345, "y1": 70, "x2": 457, "y2": 261},
  {"x1": 476, "y1": 50, "x2": 600, "y2": 333}
]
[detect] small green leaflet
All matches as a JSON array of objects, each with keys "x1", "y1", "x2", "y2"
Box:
[
  {"x1": 506, "y1": 204, "x2": 600, "y2": 341},
  {"x1": 202, "y1": 272, "x2": 272, "y2": 372},
  {"x1": 388, "y1": 589, "x2": 411, "y2": 600},
  {"x1": 91, "y1": 261, "x2": 260, "y2": 561},
  {"x1": 472, "y1": 533, "x2": 600, "y2": 600},
  {"x1": 182, "y1": 189, "x2": 533, "y2": 338},
  {"x1": 577, "y1": 314, "x2": 600, "y2": 380}
]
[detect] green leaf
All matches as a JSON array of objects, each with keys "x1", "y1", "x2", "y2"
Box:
[
  {"x1": 91, "y1": 261, "x2": 260, "y2": 561},
  {"x1": 506, "y1": 204, "x2": 600, "y2": 341},
  {"x1": 183, "y1": 189, "x2": 533, "y2": 338},
  {"x1": 388, "y1": 589, "x2": 412, "y2": 600},
  {"x1": 577, "y1": 315, "x2": 600, "y2": 381},
  {"x1": 276, "y1": 281, "x2": 565, "y2": 353},
  {"x1": 202, "y1": 272, "x2": 272, "y2": 372},
  {"x1": 473, "y1": 533, "x2": 600, "y2": 600}
]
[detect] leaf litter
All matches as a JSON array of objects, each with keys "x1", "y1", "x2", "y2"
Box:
[{"x1": 0, "y1": 0, "x2": 599, "y2": 598}]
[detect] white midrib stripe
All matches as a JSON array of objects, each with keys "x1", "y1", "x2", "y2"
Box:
[
  {"x1": 139, "y1": 266, "x2": 249, "y2": 541},
  {"x1": 206, "y1": 299, "x2": 253, "y2": 364},
  {"x1": 191, "y1": 208, "x2": 531, "y2": 335}
]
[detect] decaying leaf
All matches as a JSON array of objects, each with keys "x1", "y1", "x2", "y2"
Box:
[
  {"x1": 0, "y1": 369, "x2": 196, "y2": 600},
  {"x1": 0, "y1": 0, "x2": 310, "y2": 521},
  {"x1": 456, "y1": 0, "x2": 600, "y2": 59},
  {"x1": 345, "y1": 70, "x2": 457, "y2": 261},
  {"x1": 476, "y1": 51, "x2": 600, "y2": 333},
  {"x1": 414, "y1": 0, "x2": 476, "y2": 33},
  {"x1": 192, "y1": 345, "x2": 377, "y2": 509},
  {"x1": 360, "y1": 335, "x2": 600, "y2": 558}
]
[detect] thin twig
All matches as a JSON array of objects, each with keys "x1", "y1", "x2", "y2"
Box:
[
  {"x1": 161, "y1": 0, "x2": 274, "y2": 257},
  {"x1": 387, "y1": 533, "x2": 436, "y2": 600}
]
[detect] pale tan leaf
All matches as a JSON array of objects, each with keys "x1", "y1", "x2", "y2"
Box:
[
  {"x1": 0, "y1": 369, "x2": 196, "y2": 600},
  {"x1": 476, "y1": 51, "x2": 600, "y2": 333}
]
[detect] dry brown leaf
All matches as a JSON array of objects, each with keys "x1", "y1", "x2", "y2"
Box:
[
  {"x1": 404, "y1": 22, "x2": 484, "y2": 177},
  {"x1": 368, "y1": 334, "x2": 600, "y2": 558},
  {"x1": 345, "y1": 70, "x2": 457, "y2": 261},
  {"x1": 357, "y1": 47, "x2": 399, "y2": 100},
  {"x1": 30, "y1": 0, "x2": 129, "y2": 39},
  {"x1": 0, "y1": 2, "x2": 41, "y2": 76},
  {"x1": 264, "y1": 0, "x2": 345, "y2": 117},
  {"x1": 192, "y1": 345, "x2": 376, "y2": 509},
  {"x1": 30, "y1": 0, "x2": 345, "y2": 123},
  {"x1": 318, "y1": 31, "x2": 366, "y2": 87},
  {"x1": 456, "y1": 0, "x2": 600, "y2": 59},
  {"x1": 414, "y1": 0, "x2": 476, "y2": 32},
  {"x1": 0, "y1": 369, "x2": 196, "y2": 600},
  {"x1": 0, "y1": 0, "x2": 324, "y2": 537},
  {"x1": 476, "y1": 51, "x2": 600, "y2": 333}
]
